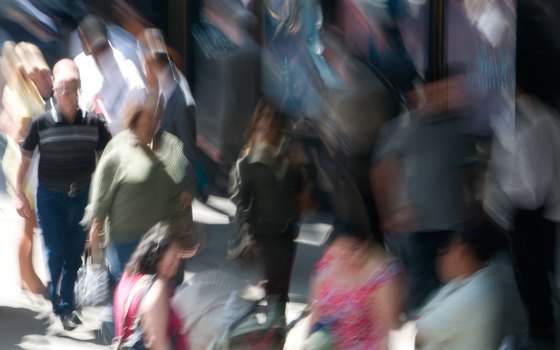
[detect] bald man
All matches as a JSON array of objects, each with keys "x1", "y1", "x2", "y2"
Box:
[{"x1": 14, "y1": 58, "x2": 111, "y2": 330}]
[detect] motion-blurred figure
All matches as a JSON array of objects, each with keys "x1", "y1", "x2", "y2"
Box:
[
  {"x1": 371, "y1": 75, "x2": 479, "y2": 314},
  {"x1": 416, "y1": 221, "x2": 503, "y2": 350},
  {"x1": 85, "y1": 89, "x2": 192, "y2": 283},
  {"x1": 483, "y1": 2, "x2": 560, "y2": 347},
  {"x1": 336, "y1": 0, "x2": 418, "y2": 97},
  {"x1": 229, "y1": 100, "x2": 312, "y2": 326},
  {"x1": 0, "y1": 0, "x2": 68, "y2": 67},
  {"x1": 193, "y1": 0, "x2": 261, "y2": 192},
  {"x1": 113, "y1": 222, "x2": 190, "y2": 350},
  {"x1": 14, "y1": 58, "x2": 111, "y2": 330},
  {"x1": 262, "y1": 0, "x2": 335, "y2": 118},
  {"x1": 0, "y1": 41, "x2": 51, "y2": 296},
  {"x1": 138, "y1": 28, "x2": 198, "y2": 199},
  {"x1": 318, "y1": 27, "x2": 402, "y2": 238},
  {"x1": 305, "y1": 222, "x2": 403, "y2": 349},
  {"x1": 484, "y1": 93, "x2": 560, "y2": 350},
  {"x1": 75, "y1": 14, "x2": 144, "y2": 135}
]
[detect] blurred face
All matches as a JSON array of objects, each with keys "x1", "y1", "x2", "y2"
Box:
[
  {"x1": 52, "y1": 60, "x2": 80, "y2": 117},
  {"x1": 436, "y1": 237, "x2": 466, "y2": 282},
  {"x1": 140, "y1": 56, "x2": 158, "y2": 88},
  {"x1": 255, "y1": 117, "x2": 283, "y2": 146},
  {"x1": 330, "y1": 235, "x2": 369, "y2": 271},
  {"x1": 132, "y1": 106, "x2": 160, "y2": 143},
  {"x1": 53, "y1": 78, "x2": 79, "y2": 114},
  {"x1": 156, "y1": 242, "x2": 181, "y2": 280}
]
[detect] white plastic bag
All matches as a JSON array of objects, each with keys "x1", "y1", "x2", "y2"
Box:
[{"x1": 74, "y1": 250, "x2": 110, "y2": 308}]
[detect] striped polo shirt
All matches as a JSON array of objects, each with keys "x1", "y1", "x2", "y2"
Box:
[{"x1": 21, "y1": 108, "x2": 111, "y2": 191}]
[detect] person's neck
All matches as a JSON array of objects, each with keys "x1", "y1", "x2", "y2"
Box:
[
  {"x1": 60, "y1": 107, "x2": 78, "y2": 123},
  {"x1": 157, "y1": 65, "x2": 175, "y2": 93},
  {"x1": 134, "y1": 129, "x2": 154, "y2": 147},
  {"x1": 457, "y1": 260, "x2": 487, "y2": 279},
  {"x1": 93, "y1": 45, "x2": 113, "y2": 69}
]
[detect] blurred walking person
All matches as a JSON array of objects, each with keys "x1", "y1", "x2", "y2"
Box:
[
  {"x1": 229, "y1": 99, "x2": 311, "y2": 325},
  {"x1": 13, "y1": 58, "x2": 111, "y2": 330},
  {"x1": 113, "y1": 222, "x2": 192, "y2": 349},
  {"x1": 137, "y1": 28, "x2": 197, "y2": 202},
  {"x1": 84, "y1": 89, "x2": 192, "y2": 283},
  {"x1": 74, "y1": 14, "x2": 144, "y2": 135},
  {"x1": 305, "y1": 223, "x2": 403, "y2": 349},
  {"x1": 484, "y1": 92, "x2": 560, "y2": 349},
  {"x1": 1, "y1": 41, "x2": 52, "y2": 296}
]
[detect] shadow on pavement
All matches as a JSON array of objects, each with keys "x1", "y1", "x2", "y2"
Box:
[{"x1": 0, "y1": 306, "x2": 47, "y2": 349}]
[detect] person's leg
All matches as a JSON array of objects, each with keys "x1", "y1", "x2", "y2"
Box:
[
  {"x1": 257, "y1": 235, "x2": 296, "y2": 327},
  {"x1": 259, "y1": 236, "x2": 297, "y2": 302},
  {"x1": 19, "y1": 212, "x2": 46, "y2": 295},
  {"x1": 58, "y1": 191, "x2": 89, "y2": 316},
  {"x1": 106, "y1": 241, "x2": 138, "y2": 287},
  {"x1": 36, "y1": 186, "x2": 66, "y2": 316},
  {"x1": 511, "y1": 210, "x2": 555, "y2": 342}
]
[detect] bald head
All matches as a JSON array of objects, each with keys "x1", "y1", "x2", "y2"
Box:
[
  {"x1": 53, "y1": 59, "x2": 80, "y2": 85},
  {"x1": 53, "y1": 59, "x2": 80, "y2": 120}
]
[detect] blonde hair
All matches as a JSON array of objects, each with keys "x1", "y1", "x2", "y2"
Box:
[{"x1": 1, "y1": 41, "x2": 45, "y2": 118}]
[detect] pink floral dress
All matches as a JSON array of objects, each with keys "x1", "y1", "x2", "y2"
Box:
[{"x1": 313, "y1": 253, "x2": 401, "y2": 349}]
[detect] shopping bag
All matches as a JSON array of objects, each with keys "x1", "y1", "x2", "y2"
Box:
[{"x1": 74, "y1": 249, "x2": 110, "y2": 308}]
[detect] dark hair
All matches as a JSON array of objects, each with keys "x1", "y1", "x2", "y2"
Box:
[
  {"x1": 77, "y1": 15, "x2": 109, "y2": 54},
  {"x1": 125, "y1": 222, "x2": 181, "y2": 275},
  {"x1": 138, "y1": 28, "x2": 170, "y2": 68},
  {"x1": 455, "y1": 220, "x2": 504, "y2": 261},
  {"x1": 326, "y1": 220, "x2": 370, "y2": 246}
]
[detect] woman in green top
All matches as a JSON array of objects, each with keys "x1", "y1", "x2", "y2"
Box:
[{"x1": 84, "y1": 89, "x2": 193, "y2": 282}]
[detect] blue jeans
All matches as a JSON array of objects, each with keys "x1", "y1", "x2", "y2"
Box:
[
  {"x1": 106, "y1": 241, "x2": 138, "y2": 286},
  {"x1": 36, "y1": 185, "x2": 89, "y2": 317}
]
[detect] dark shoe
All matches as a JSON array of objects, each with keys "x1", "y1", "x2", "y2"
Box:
[{"x1": 60, "y1": 311, "x2": 82, "y2": 331}]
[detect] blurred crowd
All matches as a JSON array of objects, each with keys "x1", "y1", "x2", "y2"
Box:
[{"x1": 0, "y1": 0, "x2": 559, "y2": 349}]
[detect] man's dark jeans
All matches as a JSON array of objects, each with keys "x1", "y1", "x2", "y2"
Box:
[
  {"x1": 511, "y1": 209, "x2": 556, "y2": 341},
  {"x1": 36, "y1": 185, "x2": 88, "y2": 317}
]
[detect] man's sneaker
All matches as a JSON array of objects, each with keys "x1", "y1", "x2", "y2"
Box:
[{"x1": 61, "y1": 311, "x2": 82, "y2": 331}]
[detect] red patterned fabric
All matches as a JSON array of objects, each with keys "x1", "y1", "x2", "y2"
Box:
[{"x1": 314, "y1": 253, "x2": 401, "y2": 349}]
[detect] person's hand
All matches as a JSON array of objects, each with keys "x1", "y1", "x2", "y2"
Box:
[
  {"x1": 180, "y1": 191, "x2": 193, "y2": 209},
  {"x1": 86, "y1": 221, "x2": 103, "y2": 250},
  {"x1": 14, "y1": 191, "x2": 32, "y2": 219}
]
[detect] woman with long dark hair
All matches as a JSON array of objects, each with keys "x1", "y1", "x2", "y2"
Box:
[{"x1": 113, "y1": 222, "x2": 192, "y2": 350}]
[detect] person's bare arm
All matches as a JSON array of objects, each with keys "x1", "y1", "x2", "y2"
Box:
[
  {"x1": 140, "y1": 278, "x2": 173, "y2": 350},
  {"x1": 14, "y1": 156, "x2": 32, "y2": 218},
  {"x1": 370, "y1": 157, "x2": 417, "y2": 235},
  {"x1": 369, "y1": 273, "x2": 405, "y2": 350},
  {"x1": 87, "y1": 217, "x2": 105, "y2": 250},
  {"x1": 305, "y1": 274, "x2": 323, "y2": 339}
]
